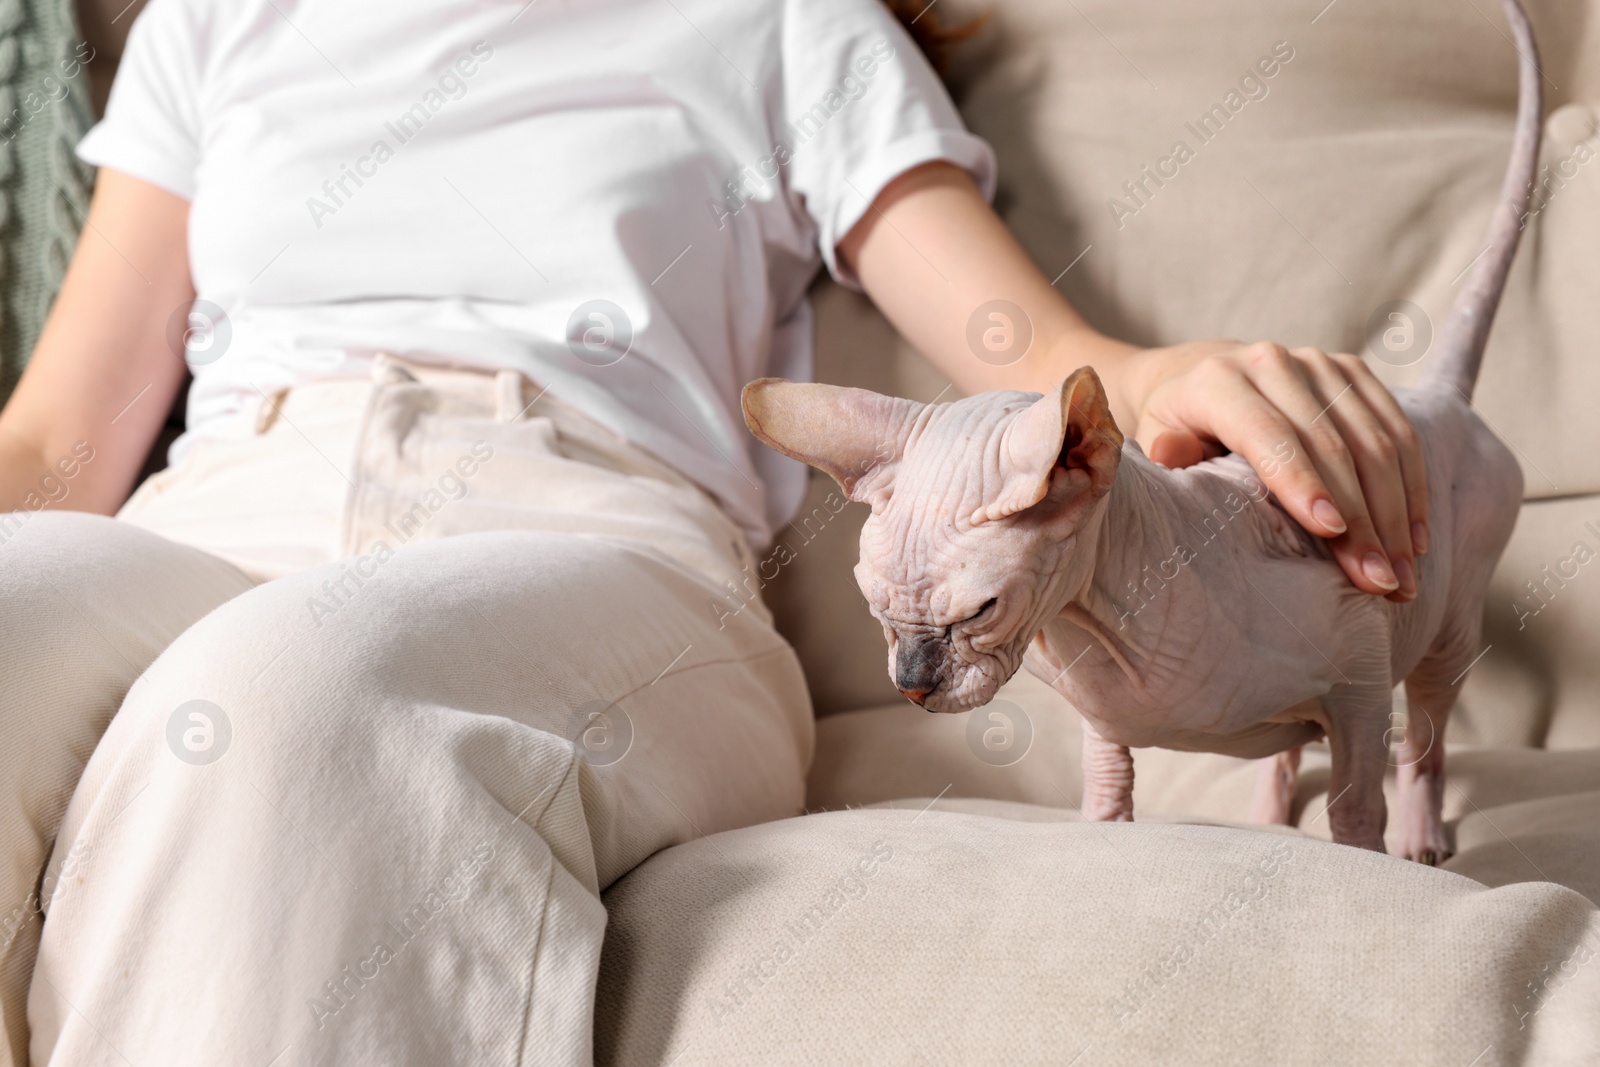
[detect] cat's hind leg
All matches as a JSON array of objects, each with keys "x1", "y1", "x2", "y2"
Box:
[{"x1": 1394, "y1": 621, "x2": 1478, "y2": 865}]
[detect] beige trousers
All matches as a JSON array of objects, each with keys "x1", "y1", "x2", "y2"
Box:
[{"x1": 0, "y1": 357, "x2": 813, "y2": 1066}]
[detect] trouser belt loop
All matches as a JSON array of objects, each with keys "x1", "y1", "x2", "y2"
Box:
[
  {"x1": 372, "y1": 351, "x2": 419, "y2": 387},
  {"x1": 494, "y1": 369, "x2": 526, "y2": 423}
]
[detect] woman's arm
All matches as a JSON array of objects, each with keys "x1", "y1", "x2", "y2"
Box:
[
  {"x1": 842, "y1": 162, "x2": 1426, "y2": 603},
  {"x1": 0, "y1": 169, "x2": 193, "y2": 514}
]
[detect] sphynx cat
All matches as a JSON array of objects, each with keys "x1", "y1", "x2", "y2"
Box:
[{"x1": 742, "y1": 0, "x2": 1541, "y2": 862}]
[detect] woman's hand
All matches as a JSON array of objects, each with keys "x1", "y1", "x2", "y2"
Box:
[
  {"x1": 1122, "y1": 339, "x2": 1426, "y2": 602},
  {"x1": 840, "y1": 161, "x2": 1425, "y2": 601}
]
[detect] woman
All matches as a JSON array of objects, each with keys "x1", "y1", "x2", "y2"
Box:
[{"x1": 0, "y1": 0, "x2": 1426, "y2": 1062}]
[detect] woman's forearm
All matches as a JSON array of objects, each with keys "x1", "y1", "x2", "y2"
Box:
[
  {"x1": 0, "y1": 169, "x2": 194, "y2": 518},
  {"x1": 0, "y1": 425, "x2": 100, "y2": 516},
  {"x1": 837, "y1": 162, "x2": 1148, "y2": 420},
  {"x1": 843, "y1": 161, "x2": 1427, "y2": 603}
]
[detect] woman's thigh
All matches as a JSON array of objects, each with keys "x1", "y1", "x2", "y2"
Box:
[
  {"x1": 31, "y1": 529, "x2": 811, "y2": 1066},
  {"x1": 0, "y1": 511, "x2": 254, "y2": 1067}
]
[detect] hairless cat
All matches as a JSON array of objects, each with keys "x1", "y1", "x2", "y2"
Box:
[{"x1": 742, "y1": 0, "x2": 1541, "y2": 862}]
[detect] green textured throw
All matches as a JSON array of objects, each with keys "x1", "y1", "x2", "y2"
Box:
[{"x1": 0, "y1": 0, "x2": 93, "y2": 399}]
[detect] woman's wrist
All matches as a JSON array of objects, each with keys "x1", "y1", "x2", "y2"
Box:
[{"x1": 1036, "y1": 327, "x2": 1145, "y2": 431}]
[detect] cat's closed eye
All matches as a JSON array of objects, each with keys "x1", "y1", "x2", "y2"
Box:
[{"x1": 963, "y1": 598, "x2": 999, "y2": 625}]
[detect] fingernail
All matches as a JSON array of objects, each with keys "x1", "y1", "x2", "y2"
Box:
[
  {"x1": 1412, "y1": 521, "x2": 1429, "y2": 557},
  {"x1": 1363, "y1": 551, "x2": 1400, "y2": 591},
  {"x1": 1393, "y1": 556, "x2": 1417, "y2": 599},
  {"x1": 1312, "y1": 498, "x2": 1347, "y2": 536}
]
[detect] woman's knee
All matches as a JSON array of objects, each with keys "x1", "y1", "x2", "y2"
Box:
[
  {"x1": 0, "y1": 511, "x2": 252, "y2": 778},
  {"x1": 291, "y1": 530, "x2": 795, "y2": 703},
  {"x1": 0, "y1": 511, "x2": 252, "y2": 658},
  {"x1": 112, "y1": 530, "x2": 779, "y2": 768},
  {"x1": 112, "y1": 531, "x2": 726, "y2": 748}
]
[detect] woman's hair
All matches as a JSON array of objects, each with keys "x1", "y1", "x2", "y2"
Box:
[{"x1": 880, "y1": 0, "x2": 987, "y2": 74}]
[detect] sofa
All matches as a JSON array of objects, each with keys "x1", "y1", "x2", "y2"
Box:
[{"x1": 33, "y1": 0, "x2": 1600, "y2": 1063}]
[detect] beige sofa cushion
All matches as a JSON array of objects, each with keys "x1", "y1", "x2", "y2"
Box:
[
  {"x1": 806, "y1": 670, "x2": 1600, "y2": 890},
  {"x1": 597, "y1": 803, "x2": 1600, "y2": 1066},
  {"x1": 597, "y1": 670, "x2": 1600, "y2": 1064},
  {"x1": 769, "y1": 0, "x2": 1600, "y2": 729},
  {"x1": 1466, "y1": 495, "x2": 1600, "y2": 751}
]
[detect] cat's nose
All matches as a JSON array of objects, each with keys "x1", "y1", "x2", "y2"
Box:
[{"x1": 895, "y1": 634, "x2": 943, "y2": 704}]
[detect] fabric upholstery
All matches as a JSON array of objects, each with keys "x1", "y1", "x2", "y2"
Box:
[
  {"x1": 598, "y1": 805, "x2": 1600, "y2": 1066},
  {"x1": 805, "y1": 671, "x2": 1600, "y2": 885},
  {"x1": 599, "y1": 667, "x2": 1600, "y2": 1064}
]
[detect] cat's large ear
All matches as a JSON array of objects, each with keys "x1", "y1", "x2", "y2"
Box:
[
  {"x1": 973, "y1": 367, "x2": 1123, "y2": 525},
  {"x1": 742, "y1": 378, "x2": 922, "y2": 505}
]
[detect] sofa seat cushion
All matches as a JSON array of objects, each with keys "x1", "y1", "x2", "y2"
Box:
[
  {"x1": 805, "y1": 672, "x2": 1600, "y2": 897},
  {"x1": 596, "y1": 803, "x2": 1600, "y2": 1066}
]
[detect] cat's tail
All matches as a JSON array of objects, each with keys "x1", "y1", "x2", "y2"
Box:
[{"x1": 1422, "y1": 0, "x2": 1543, "y2": 401}]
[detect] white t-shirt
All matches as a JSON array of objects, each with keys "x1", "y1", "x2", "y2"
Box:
[{"x1": 78, "y1": 0, "x2": 995, "y2": 548}]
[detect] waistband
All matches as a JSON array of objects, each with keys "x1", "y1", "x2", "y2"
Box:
[
  {"x1": 123, "y1": 352, "x2": 760, "y2": 595},
  {"x1": 253, "y1": 353, "x2": 709, "y2": 498}
]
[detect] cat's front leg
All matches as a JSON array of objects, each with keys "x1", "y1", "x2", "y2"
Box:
[{"x1": 1081, "y1": 719, "x2": 1135, "y2": 822}]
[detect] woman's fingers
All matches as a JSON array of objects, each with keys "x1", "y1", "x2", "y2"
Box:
[
  {"x1": 1290, "y1": 348, "x2": 1419, "y2": 601},
  {"x1": 1129, "y1": 338, "x2": 1430, "y2": 600},
  {"x1": 1219, "y1": 345, "x2": 1404, "y2": 598},
  {"x1": 1142, "y1": 350, "x2": 1349, "y2": 539},
  {"x1": 1145, "y1": 429, "x2": 1209, "y2": 469},
  {"x1": 1138, "y1": 355, "x2": 1322, "y2": 535},
  {"x1": 1331, "y1": 351, "x2": 1430, "y2": 557}
]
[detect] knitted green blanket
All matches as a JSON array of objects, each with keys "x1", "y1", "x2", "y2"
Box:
[{"x1": 0, "y1": 0, "x2": 93, "y2": 398}]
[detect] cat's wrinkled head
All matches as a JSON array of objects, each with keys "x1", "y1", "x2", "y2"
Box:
[{"x1": 743, "y1": 368, "x2": 1123, "y2": 712}]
